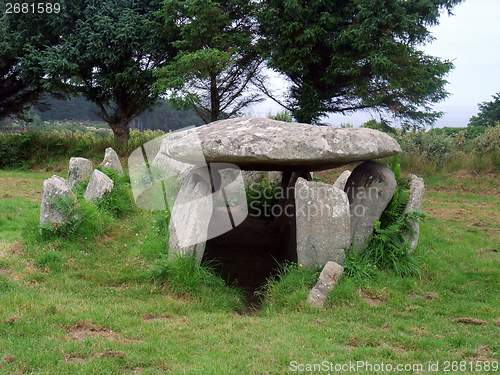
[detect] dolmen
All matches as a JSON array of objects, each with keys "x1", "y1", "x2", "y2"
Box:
[{"x1": 134, "y1": 117, "x2": 423, "y2": 268}]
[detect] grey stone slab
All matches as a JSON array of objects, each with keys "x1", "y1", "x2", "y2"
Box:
[
  {"x1": 168, "y1": 172, "x2": 214, "y2": 265},
  {"x1": 68, "y1": 157, "x2": 93, "y2": 190},
  {"x1": 403, "y1": 174, "x2": 425, "y2": 253},
  {"x1": 295, "y1": 178, "x2": 350, "y2": 268},
  {"x1": 84, "y1": 169, "x2": 114, "y2": 202},
  {"x1": 40, "y1": 175, "x2": 76, "y2": 227},
  {"x1": 345, "y1": 161, "x2": 397, "y2": 251},
  {"x1": 306, "y1": 261, "x2": 344, "y2": 307},
  {"x1": 100, "y1": 147, "x2": 123, "y2": 174},
  {"x1": 158, "y1": 117, "x2": 401, "y2": 171}
]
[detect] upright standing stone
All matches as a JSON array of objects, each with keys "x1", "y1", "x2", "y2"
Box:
[
  {"x1": 168, "y1": 172, "x2": 214, "y2": 265},
  {"x1": 403, "y1": 174, "x2": 425, "y2": 253},
  {"x1": 68, "y1": 157, "x2": 93, "y2": 190},
  {"x1": 333, "y1": 170, "x2": 351, "y2": 190},
  {"x1": 84, "y1": 170, "x2": 114, "y2": 202},
  {"x1": 40, "y1": 175, "x2": 76, "y2": 227},
  {"x1": 345, "y1": 160, "x2": 397, "y2": 251},
  {"x1": 306, "y1": 261, "x2": 344, "y2": 307},
  {"x1": 295, "y1": 178, "x2": 350, "y2": 267},
  {"x1": 100, "y1": 147, "x2": 123, "y2": 175}
]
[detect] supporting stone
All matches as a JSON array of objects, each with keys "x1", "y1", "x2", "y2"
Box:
[
  {"x1": 306, "y1": 261, "x2": 344, "y2": 307},
  {"x1": 68, "y1": 157, "x2": 93, "y2": 190},
  {"x1": 100, "y1": 147, "x2": 123, "y2": 175},
  {"x1": 403, "y1": 174, "x2": 425, "y2": 253},
  {"x1": 295, "y1": 178, "x2": 350, "y2": 267},
  {"x1": 84, "y1": 169, "x2": 114, "y2": 202},
  {"x1": 168, "y1": 172, "x2": 214, "y2": 265},
  {"x1": 40, "y1": 175, "x2": 76, "y2": 227},
  {"x1": 344, "y1": 160, "x2": 396, "y2": 252},
  {"x1": 333, "y1": 170, "x2": 351, "y2": 191}
]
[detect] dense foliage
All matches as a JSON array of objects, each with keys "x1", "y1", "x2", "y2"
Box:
[
  {"x1": 258, "y1": 0, "x2": 463, "y2": 127},
  {"x1": 2, "y1": 0, "x2": 467, "y2": 139},
  {"x1": 154, "y1": 0, "x2": 263, "y2": 123},
  {"x1": 0, "y1": 0, "x2": 70, "y2": 120},
  {"x1": 468, "y1": 92, "x2": 500, "y2": 127}
]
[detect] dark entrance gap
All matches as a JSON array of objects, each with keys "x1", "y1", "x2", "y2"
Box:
[{"x1": 203, "y1": 213, "x2": 288, "y2": 309}]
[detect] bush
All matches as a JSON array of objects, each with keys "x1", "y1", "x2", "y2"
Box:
[{"x1": 0, "y1": 128, "x2": 166, "y2": 168}]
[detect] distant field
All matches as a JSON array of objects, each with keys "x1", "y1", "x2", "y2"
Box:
[{"x1": 0, "y1": 166, "x2": 499, "y2": 374}]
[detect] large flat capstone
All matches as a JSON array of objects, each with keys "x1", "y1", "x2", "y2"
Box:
[{"x1": 158, "y1": 118, "x2": 401, "y2": 171}]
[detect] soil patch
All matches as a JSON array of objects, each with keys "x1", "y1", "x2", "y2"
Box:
[
  {"x1": 66, "y1": 321, "x2": 119, "y2": 341},
  {"x1": 203, "y1": 215, "x2": 287, "y2": 308}
]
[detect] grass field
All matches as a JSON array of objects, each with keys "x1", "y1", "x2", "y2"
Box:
[{"x1": 0, "y1": 165, "x2": 499, "y2": 375}]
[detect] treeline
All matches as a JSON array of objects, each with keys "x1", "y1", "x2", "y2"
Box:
[
  {"x1": 0, "y1": 96, "x2": 204, "y2": 133},
  {"x1": 34, "y1": 96, "x2": 203, "y2": 132}
]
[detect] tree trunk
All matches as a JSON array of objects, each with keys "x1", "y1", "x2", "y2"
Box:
[
  {"x1": 210, "y1": 73, "x2": 220, "y2": 122},
  {"x1": 110, "y1": 119, "x2": 130, "y2": 154}
]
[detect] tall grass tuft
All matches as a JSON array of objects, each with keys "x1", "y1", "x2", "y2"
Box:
[{"x1": 259, "y1": 262, "x2": 321, "y2": 313}]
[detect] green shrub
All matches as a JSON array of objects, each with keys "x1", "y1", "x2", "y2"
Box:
[
  {"x1": 0, "y1": 128, "x2": 167, "y2": 168},
  {"x1": 246, "y1": 178, "x2": 282, "y2": 216},
  {"x1": 268, "y1": 110, "x2": 294, "y2": 122},
  {"x1": 94, "y1": 166, "x2": 135, "y2": 218}
]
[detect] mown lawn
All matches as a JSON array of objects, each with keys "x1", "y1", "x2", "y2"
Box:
[{"x1": 0, "y1": 167, "x2": 499, "y2": 375}]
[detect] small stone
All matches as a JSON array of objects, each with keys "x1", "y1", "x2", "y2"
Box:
[
  {"x1": 306, "y1": 261, "x2": 344, "y2": 307},
  {"x1": 40, "y1": 175, "x2": 76, "y2": 227},
  {"x1": 4, "y1": 354, "x2": 14, "y2": 363},
  {"x1": 100, "y1": 147, "x2": 123, "y2": 174},
  {"x1": 68, "y1": 157, "x2": 93, "y2": 190},
  {"x1": 84, "y1": 170, "x2": 114, "y2": 202}
]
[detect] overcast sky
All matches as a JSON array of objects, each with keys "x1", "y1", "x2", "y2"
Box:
[{"x1": 254, "y1": 0, "x2": 500, "y2": 128}]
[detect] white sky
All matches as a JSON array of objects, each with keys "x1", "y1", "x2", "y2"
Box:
[{"x1": 253, "y1": 0, "x2": 500, "y2": 127}]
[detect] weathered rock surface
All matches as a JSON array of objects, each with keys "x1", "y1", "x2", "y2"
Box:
[
  {"x1": 168, "y1": 172, "x2": 214, "y2": 265},
  {"x1": 84, "y1": 170, "x2": 114, "y2": 202},
  {"x1": 333, "y1": 170, "x2": 351, "y2": 191},
  {"x1": 68, "y1": 157, "x2": 93, "y2": 190},
  {"x1": 295, "y1": 178, "x2": 350, "y2": 267},
  {"x1": 158, "y1": 117, "x2": 401, "y2": 171},
  {"x1": 306, "y1": 261, "x2": 344, "y2": 307},
  {"x1": 40, "y1": 175, "x2": 76, "y2": 227},
  {"x1": 242, "y1": 171, "x2": 265, "y2": 187},
  {"x1": 403, "y1": 174, "x2": 425, "y2": 253},
  {"x1": 266, "y1": 171, "x2": 282, "y2": 183},
  {"x1": 345, "y1": 161, "x2": 397, "y2": 251},
  {"x1": 100, "y1": 147, "x2": 123, "y2": 174}
]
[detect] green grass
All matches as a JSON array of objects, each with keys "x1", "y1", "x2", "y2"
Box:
[{"x1": 0, "y1": 168, "x2": 499, "y2": 374}]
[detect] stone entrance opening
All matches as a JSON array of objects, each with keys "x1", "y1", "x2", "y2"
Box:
[{"x1": 202, "y1": 214, "x2": 288, "y2": 308}]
